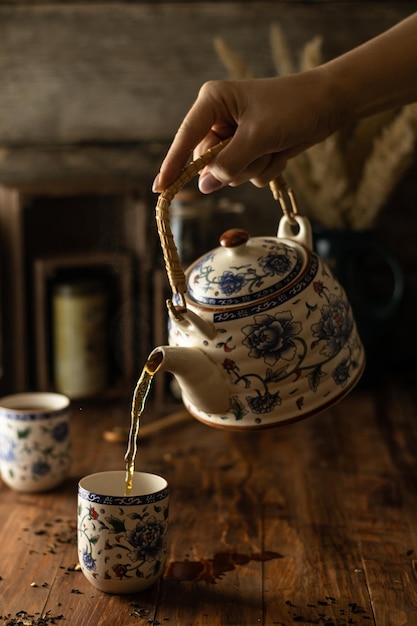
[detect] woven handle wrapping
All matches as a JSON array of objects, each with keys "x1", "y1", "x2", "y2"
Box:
[{"x1": 155, "y1": 140, "x2": 297, "y2": 308}]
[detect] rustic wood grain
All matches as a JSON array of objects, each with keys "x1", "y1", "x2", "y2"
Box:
[
  {"x1": 1, "y1": 377, "x2": 417, "y2": 623},
  {"x1": 0, "y1": 144, "x2": 166, "y2": 193},
  {"x1": 0, "y1": 2, "x2": 415, "y2": 147}
]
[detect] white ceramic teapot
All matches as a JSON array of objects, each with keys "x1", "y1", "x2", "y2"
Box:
[{"x1": 149, "y1": 141, "x2": 365, "y2": 430}]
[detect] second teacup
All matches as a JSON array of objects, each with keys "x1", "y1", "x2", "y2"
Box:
[{"x1": 0, "y1": 392, "x2": 71, "y2": 492}]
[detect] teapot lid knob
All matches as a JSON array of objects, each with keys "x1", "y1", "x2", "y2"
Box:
[{"x1": 219, "y1": 228, "x2": 250, "y2": 248}]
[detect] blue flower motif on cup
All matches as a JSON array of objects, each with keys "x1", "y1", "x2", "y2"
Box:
[
  {"x1": 127, "y1": 516, "x2": 166, "y2": 562},
  {"x1": 78, "y1": 503, "x2": 168, "y2": 582},
  {"x1": 32, "y1": 461, "x2": 51, "y2": 478},
  {"x1": 0, "y1": 434, "x2": 17, "y2": 462},
  {"x1": 82, "y1": 547, "x2": 97, "y2": 572},
  {"x1": 51, "y1": 421, "x2": 69, "y2": 443}
]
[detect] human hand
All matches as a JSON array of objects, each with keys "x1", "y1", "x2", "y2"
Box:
[{"x1": 152, "y1": 73, "x2": 338, "y2": 194}]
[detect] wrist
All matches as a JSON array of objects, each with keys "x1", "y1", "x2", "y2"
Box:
[{"x1": 318, "y1": 14, "x2": 417, "y2": 124}]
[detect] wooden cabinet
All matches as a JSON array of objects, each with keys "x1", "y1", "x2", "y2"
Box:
[{"x1": 0, "y1": 187, "x2": 153, "y2": 399}]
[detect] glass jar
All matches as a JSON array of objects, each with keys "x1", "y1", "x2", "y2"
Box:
[{"x1": 170, "y1": 189, "x2": 213, "y2": 266}]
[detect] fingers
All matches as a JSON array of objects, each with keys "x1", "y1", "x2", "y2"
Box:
[
  {"x1": 153, "y1": 82, "x2": 236, "y2": 192},
  {"x1": 152, "y1": 77, "x2": 315, "y2": 194},
  {"x1": 152, "y1": 120, "x2": 211, "y2": 193},
  {"x1": 198, "y1": 150, "x2": 288, "y2": 193},
  {"x1": 193, "y1": 125, "x2": 264, "y2": 192},
  {"x1": 197, "y1": 141, "x2": 314, "y2": 192},
  {"x1": 152, "y1": 126, "x2": 203, "y2": 193},
  {"x1": 195, "y1": 121, "x2": 284, "y2": 192},
  {"x1": 155, "y1": 132, "x2": 291, "y2": 195},
  {"x1": 152, "y1": 79, "x2": 269, "y2": 192}
]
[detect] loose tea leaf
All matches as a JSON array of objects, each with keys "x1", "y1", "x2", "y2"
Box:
[{"x1": 1, "y1": 610, "x2": 64, "y2": 625}]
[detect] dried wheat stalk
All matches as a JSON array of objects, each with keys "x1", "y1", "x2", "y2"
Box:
[
  {"x1": 269, "y1": 22, "x2": 296, "y2": 76},
  {"x1": 213, "y1": 37, "x2": 254, "y2": 80},
  {"x1": 344, "y1": 110, "x2": 397, "y2": 186},
  {"x1": 213, "y1": 25, "x2": 417, "y2": 230},
  {"x1": 289, "y1": 28, "x2": 352, "y2": 227},
  {"x1": 350, "y1": 103, "x2": 417, "y2": 229},
  {"x1": 300, "y1": 35, "x2": 323, "y2": 72}
]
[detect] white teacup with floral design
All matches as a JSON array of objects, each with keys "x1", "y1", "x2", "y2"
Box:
[
  {"x1": 78, "y1": 470, "x2": 169, "y2": 594},
  {"x1": 0, "y1": 392, "x2": 71, "y2": 492}
]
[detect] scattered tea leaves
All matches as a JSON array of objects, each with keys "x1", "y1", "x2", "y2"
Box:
[
  {"x1": 66, "y1": 563, "x2": 81, "y2": 572},
  {"x1": 1, "y1": 610, "x2": 64, "y2": 625},
  {"x1": 129, "y1": 604, "x2": 169, "y2": 624},
  {"x1": 280, "y1": 596, "x2": 371, "y2": 624}
]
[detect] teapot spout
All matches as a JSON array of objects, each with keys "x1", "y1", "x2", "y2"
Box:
[{"x1": 147, "y1": 346, "x2": 230, "y2": 415}]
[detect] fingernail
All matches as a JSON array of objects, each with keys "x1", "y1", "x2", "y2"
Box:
[
  {"x1": 199, "y1": 173, "x2": 223, "y2": 194},
  {"x1": 152, "y1": 173, "x2": 161, "y2": 193}
]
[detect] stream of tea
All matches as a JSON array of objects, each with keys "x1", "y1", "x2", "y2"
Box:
[{"x1": 124, "y1": 352, "x2": 162, "y2": 495}]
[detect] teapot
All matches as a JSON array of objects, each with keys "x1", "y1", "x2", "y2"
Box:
[{"x1": 149, "y1": 141, "x2": 365, "y2": 430}]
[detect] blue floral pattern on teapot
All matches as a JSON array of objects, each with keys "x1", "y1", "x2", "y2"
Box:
[{"x1": 168, "y1": 225, "x2": 365, "y2": 429}]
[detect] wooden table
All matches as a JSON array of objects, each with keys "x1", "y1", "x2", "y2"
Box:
[{"x1": 1, "y1": 373, "x2": 417, "y2": 625}]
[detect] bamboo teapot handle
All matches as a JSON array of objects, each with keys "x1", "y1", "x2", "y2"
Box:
[{"x1": 155, "y1": 140, "x2": 298, "y2": 311}]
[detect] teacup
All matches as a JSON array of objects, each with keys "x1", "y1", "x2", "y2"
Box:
[
  {"x1": 0, "y1": 392, "x2": 71, "y2": 492},
  {"x1": 77, "y1": 470, "x2": 169, "y2": 594}
]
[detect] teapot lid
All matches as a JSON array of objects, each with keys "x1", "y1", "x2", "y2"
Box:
[{"x1": 185, "y1": 228, "x2": 309, "y2": 309}]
